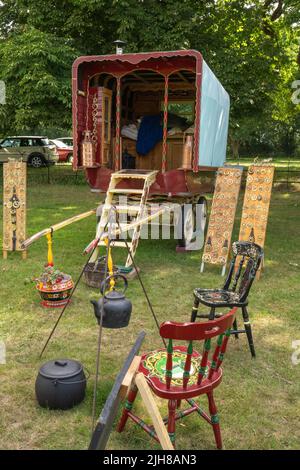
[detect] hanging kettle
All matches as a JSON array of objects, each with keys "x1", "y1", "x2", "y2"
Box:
[{"x1": 91, "y1": 274, "x2": 132, "y2": 329}]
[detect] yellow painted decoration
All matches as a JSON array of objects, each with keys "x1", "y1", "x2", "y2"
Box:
[
  {"x1": 104, "y1": 238, "x2": 115, "y2": 290},
  {"x1": 46, "y1": 232, "x2": 54, "y2": 266}
]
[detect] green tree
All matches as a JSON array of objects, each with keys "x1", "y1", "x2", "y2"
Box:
[
  {"x1": 263, "y1": 0, "x2": 300, "y2": 155},
  {"x1": 0, "y1": 26, "x2": 78, "y2": 133},
  {"x1": 0, "y1": 0, "x2": 298, "y2": 153}
]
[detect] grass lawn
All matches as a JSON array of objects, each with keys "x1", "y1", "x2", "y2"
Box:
[{"x1": 0, "y1": 164, "x2": 300, "y2": 450}]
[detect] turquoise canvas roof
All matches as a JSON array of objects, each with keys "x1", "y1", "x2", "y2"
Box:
[{"x1": 199, "y1": 60, "x2": 230, "y2": 167}]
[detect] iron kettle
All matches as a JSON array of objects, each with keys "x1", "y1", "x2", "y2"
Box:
[{"x1": 91, "y1": 274, "x2": 132, "y2": 329}]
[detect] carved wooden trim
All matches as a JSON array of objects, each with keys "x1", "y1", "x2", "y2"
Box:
[{"x1": 3, "y1": 161, "x2": 26, "y2": 256}]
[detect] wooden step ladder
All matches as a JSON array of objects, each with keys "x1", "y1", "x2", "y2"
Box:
[{"x1": 91, "y1": 170, "x2": 158, "y2": 268}]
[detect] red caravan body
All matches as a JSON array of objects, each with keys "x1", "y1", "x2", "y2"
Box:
[{"x1": 72, "y1": 50, "x2": 228, "y2": 196}]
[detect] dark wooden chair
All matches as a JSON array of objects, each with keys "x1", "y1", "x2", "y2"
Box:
[
  {"x1": 117, "y1": 307, "x2": 237, "y2": 449},
  {"x1": 191, "y1": 241, "x2": 264, "y2": 358}
]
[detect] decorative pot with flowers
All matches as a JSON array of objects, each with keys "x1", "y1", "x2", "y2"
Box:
[{"x1": 35, "y1": 266, "x2": 74, "y2": 308}]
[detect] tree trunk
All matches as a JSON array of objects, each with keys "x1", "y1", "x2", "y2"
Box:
[{"x1": 229, "y1": 136, "x2": 240, "y2": 159}]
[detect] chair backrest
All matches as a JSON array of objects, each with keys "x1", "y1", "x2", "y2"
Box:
[
  {"x1": 223, "y1": 241, "x2": 263, "y2": 303},
  {"x1": 159, "y1": 307, "x2": 237, "y2": 390}
]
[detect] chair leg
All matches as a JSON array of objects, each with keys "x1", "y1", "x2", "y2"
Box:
[
  {"x1": 117, "y1": 383, "x2": 138, "y2": 432},
  {"x1": 241, "y1": 306, "x2": 256, "y2": 358},
  {"x1": 207, "y1": 391, "x2": 222, "y2": 450},
  {"x1": 167, "y1": 399, "x2": 177, "y2": 447},
  {"x1": 190, "y1": 297, "x2": 200, "y2": 322},
  {"x1": 208, "y1": 307, "x2": 215, "y2": 320},
  {"x1": 232, "y1": 318, "x2": 239, "y2": 339}
]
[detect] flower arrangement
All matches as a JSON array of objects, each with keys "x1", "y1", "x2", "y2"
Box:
[
  {"x1": 35, "y1": 265, "x2": 71, "y2": 288},
  {"x1": 35, "y1": 265, "x2": 74, "y2": 308}
]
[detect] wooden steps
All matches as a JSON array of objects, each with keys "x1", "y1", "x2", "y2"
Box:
[
  {"x1": 112, "y1": 170, "x2": 157, "y2": 180},
  {"x1": 91, "y1": 169, "x2": 158, "y2": 267},
  {"x1": 111, "y1": 189, "x2": 144, "y2": 195},
  {"x1": 103, "y1": 205, "x2": 141, "y2": 213}
]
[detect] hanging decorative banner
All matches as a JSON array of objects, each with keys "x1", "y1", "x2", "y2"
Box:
[
  {"x1": 3, "y1": 161, "x2": 27, "y2": 259},
  {"x1": 201, "y1": 166, "x2": 243, "y2": 274},
  {"x1": 81, "y1": 83, "x2": 98, "y2": 168},
  {"x1": 81, "y1": 86, "x2": 112, "y2": 167},
  {"x1": 82, "y1": 130, "x2": 96, "y2": 167},
  {"x1": 237, "y1": 164, "x2": 274, "y2": 274}
]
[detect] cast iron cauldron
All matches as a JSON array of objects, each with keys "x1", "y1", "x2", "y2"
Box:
[
  {"x1": 91, "y1": 274, "x2": 132, "y2": 329},
  {"x1": 35, "y1": 359, "x2": 87, "y2": 410}
]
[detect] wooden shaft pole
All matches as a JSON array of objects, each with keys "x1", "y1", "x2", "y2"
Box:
[
  {"x1": 84, "y1": 208, "x2": 167, "y2": 255},
  {"x1": 21, "y1": 209, "x2": 96, "y2": 249}
]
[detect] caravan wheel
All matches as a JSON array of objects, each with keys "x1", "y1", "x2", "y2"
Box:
[
  {"x1": 176, "y1": 205, "x2": 195, "y2": 248},
  {"x1": 195, "y1": 196, "x2": 207, "y2": 233}
]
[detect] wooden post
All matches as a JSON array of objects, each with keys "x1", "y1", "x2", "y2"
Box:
[
  {"x1": 120, "y1": 355, "x2": 141, "y2": 400},
  {"x1": 115, "y1": 76, "x2": 121, "y2": 170},
  {"x1": 162, "y1": 75, "x2": 169, "y2": 173},
  {"x1": 135, "y1": 372, "x2": 174, "y2": 450}
]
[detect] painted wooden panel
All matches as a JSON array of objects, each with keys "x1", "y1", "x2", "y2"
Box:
[
  {"x1": 202, "y1": 167, "x2": 242, "y2": 268},
  {"x1": 3, "y1": 161, "x2": 26, "y2": 254},
  {"x1": 238, "y1": 164, "x2": 274, "y2": 252}
]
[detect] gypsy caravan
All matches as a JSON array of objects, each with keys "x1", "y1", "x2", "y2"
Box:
[{"x1": 72, "y1": 48, "x2": 229, "y2": 264}]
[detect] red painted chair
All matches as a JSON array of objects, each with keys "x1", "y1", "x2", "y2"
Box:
[{"x1": 117, "y1": 307, "x2": 237, "y2": 449}]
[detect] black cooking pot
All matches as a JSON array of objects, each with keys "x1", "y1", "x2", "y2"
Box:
[
  {"x1": 35, "y1": 359, "x2": 87, "y2": 410},
  {"x1": 91, "y1": 274, "x2": 132, "y2": 329}
]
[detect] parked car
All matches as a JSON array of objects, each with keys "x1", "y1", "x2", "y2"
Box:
[
  {"x1": 0, "y1": 136, "x2": 59, "y2": 167},
  {"x1": 49, "y1": 139, "x2": 73, "y2": 163},
  {"x1": 49, "y1": 139, "x2": 73, "y2": 162},
  {"x1": 56, "y1": 137, "x2": 73, "y2": 147}
]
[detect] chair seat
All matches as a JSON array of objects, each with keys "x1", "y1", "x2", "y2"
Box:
[
  {"x1": 138, "y1": 345, "x2": 222, "y2": 400},
  {"x1": 194, "y1": 288, "x2": 247, "y2": 308}
]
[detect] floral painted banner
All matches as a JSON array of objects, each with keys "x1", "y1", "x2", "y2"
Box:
[
  {"x1": 237, "y1": 164, "x2": 274, "y2": 274},
  {"x1": 201, "y1": 166, "x2": 243, "y2": 272}
]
